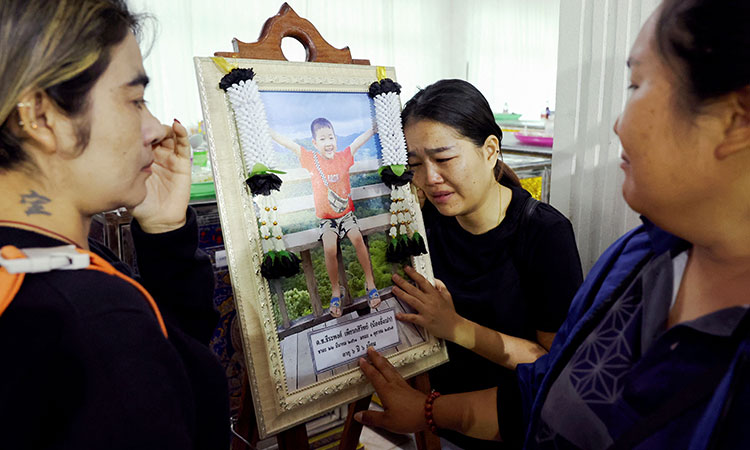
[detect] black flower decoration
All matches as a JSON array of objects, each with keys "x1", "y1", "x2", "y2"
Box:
[
  {"x1": 385, "y1": 239, "x2": 401, "y2": 263},
  {"x1": 379, "y1": 78, "x2": 401, "y2": 94},
  {"x1": 368, "y1": 78, "x2": 402, "y2": 98},
  {"x1": 409, "y1": 232, "x2": 427, "y2": 256},
  {"x1": 245, "y1": 173, "x2": 282, "y2": 196},
  {"x1": 385, "y1": 235, "x2": 411, "y2": 263},
  {"x1": 219, "y1": 68, "x2": 256, "y2": 91},
  {"x1": 276, "y1": 251, "x2": 301, "y2": 278},
  {"x1": 368, "y1": 82, "x2": 383, "y2": 98},
  {"x1": 379, "y1": 166, "x2": 414, "y2": 188},
  {"x1": 260, "y1": 251, "x2": 302, "y2": 279}
]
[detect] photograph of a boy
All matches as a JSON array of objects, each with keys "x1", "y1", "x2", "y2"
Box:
[{"x1": 270, "y1": 119, "x2": 380, "y2": 317}]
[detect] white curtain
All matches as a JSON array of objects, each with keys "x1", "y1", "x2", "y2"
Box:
[
  {"x1": 551, "y1": 0, "x2": 660, "y2": 273},
  {"x1": 464, "y1": 0, "x2": 560, "y2": 120},
  {"x1": 126, "y1": 0, "x2": 559, "y2": 128}
]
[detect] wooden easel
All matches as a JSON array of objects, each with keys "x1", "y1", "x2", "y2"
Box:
[{"x1": 222, "y1": 4, "x2": 440, "y2": 450}]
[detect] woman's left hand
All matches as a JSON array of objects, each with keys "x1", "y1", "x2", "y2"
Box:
[
  {"x1": 355, "y1": 347, "x2": 428, "y2": 434},
  {"x1": 392, "y1": 266, "x2": 463, "y2": 341},
  {"x1": 132, "y1": 119, "x2": 192, "y2": 233}
]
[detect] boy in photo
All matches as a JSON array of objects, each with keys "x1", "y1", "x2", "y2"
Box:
[{"x1": 270, "y1": 118, "x2": 380, "y2": 317}]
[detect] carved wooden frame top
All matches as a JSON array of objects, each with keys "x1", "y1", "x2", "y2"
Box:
[{"x1": 214, "y1": 2, "x2": 370, "y2": 65}]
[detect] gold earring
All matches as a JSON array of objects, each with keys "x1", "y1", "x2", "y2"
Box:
[{"x1": 17, "y1": 102, "x2": 35, "y2": 129}]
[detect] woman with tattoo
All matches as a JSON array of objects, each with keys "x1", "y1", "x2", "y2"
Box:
[{"x1": 0, "y1": 1, "x2": 228, "y2": 448}]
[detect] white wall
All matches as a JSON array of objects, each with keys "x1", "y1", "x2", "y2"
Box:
[
  {"x1": 126, "y1": 0, "x2": 559, "y2": 127},
  {"x1": 551, "y1": 0, "x2": 659, "y2": 273}
]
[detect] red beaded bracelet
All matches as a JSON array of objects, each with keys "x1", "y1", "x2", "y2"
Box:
[{"x1": 424, "y1": 390, "x2": 441, "y2": 434}]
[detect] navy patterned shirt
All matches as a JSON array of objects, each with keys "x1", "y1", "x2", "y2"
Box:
[{"x1": 535, "y1": 250, "x2": 748, "y2": 449}]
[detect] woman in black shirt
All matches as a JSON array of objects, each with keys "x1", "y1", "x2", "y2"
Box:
[
  {"x1": 393, "y1": 79, "x2": 583, "y2": 449},
  {"x1": 0, "y1": 1, "x2": 228, "y2": 447},
  {"x1": 358, "y1": 1, "x2": 750, "y2": 446}
]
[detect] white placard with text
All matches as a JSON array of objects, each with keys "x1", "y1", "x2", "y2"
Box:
[{"x1": 308, "y1": 308, "x2": 401, "y2": 373}]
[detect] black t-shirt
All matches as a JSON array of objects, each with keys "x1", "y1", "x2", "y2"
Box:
[
  {"x1": 423, "y1": 184, "x2": 583, "y2": 449},
  {"x1": 0, "y1": 209, "x2": 229, "y2": 449}
]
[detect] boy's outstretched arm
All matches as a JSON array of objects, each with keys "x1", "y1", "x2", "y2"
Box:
[
  {"x1": 350, "y1": 127, "x2": 375, "y2": 157},
  {"x1": 269, "y1": 129, "x2": 302, "y2": 158}
]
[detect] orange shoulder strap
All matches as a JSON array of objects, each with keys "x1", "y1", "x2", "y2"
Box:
[
  {"x1": 80, "y1": 249, "x2": 168, "y2": 338},
  {"x1": 0, "y1": 246, "x2": 26, "y2": 319},
  {"x1": 0, "y1": 245, "x2": 168, "y2": 338}
]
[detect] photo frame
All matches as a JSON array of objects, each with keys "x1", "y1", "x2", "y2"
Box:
[{"x1": 194, "y1": 57, "x2": 448, "y2": 438}]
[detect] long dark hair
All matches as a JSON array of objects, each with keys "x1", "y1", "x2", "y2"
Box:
[
  {"x1": 401, "y1": 79, "x2": 521, "y2": 187},
  {"x1": 657, "y1": 0, "x2": 750, "y2": 111}
]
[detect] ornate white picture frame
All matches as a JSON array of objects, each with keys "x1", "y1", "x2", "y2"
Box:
[{"x1": 194, "y1": 57, "x2": 448, "y2": 438}]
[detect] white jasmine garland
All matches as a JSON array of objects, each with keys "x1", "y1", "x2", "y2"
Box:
[
  {"x1": 372, "y1": 92, "x2": 408, "y2": 166},
  {"x1": 225, "y1": 79, "x2": 277, "y2": 171},
  {"x1": 254, "y1": 194, "x2": 288, "y2": 253},
  {"x1": 222, "y1": 70, "x2": 295, "y2": 260},
  {"x1": 217, "y1": 63, "x2": 302, "y2": 278}
]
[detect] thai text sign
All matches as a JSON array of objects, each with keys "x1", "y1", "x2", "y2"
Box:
[{"x1": 309, "y1": 308, "x2": 400, "y2": 373}]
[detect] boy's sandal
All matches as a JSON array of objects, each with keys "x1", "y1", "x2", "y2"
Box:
[
  {"x1": 329, "y1": 296, "x2": 342, "y2": 318},
  {"x1": 367, "y1": 288, "x2": 381, "y2": 308}
]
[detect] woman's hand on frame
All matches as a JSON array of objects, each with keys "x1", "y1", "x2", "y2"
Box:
[
  {"x1": 392, "y1": 266, "x2": 463, "y2": 342},
  {"x1": 355, "y1": 347, "x2": 427, "y2": 434}
]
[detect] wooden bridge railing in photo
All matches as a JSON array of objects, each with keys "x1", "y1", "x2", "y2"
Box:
[{"x1": 270, "y1": 160, "x2": 391, "y2": 336}]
